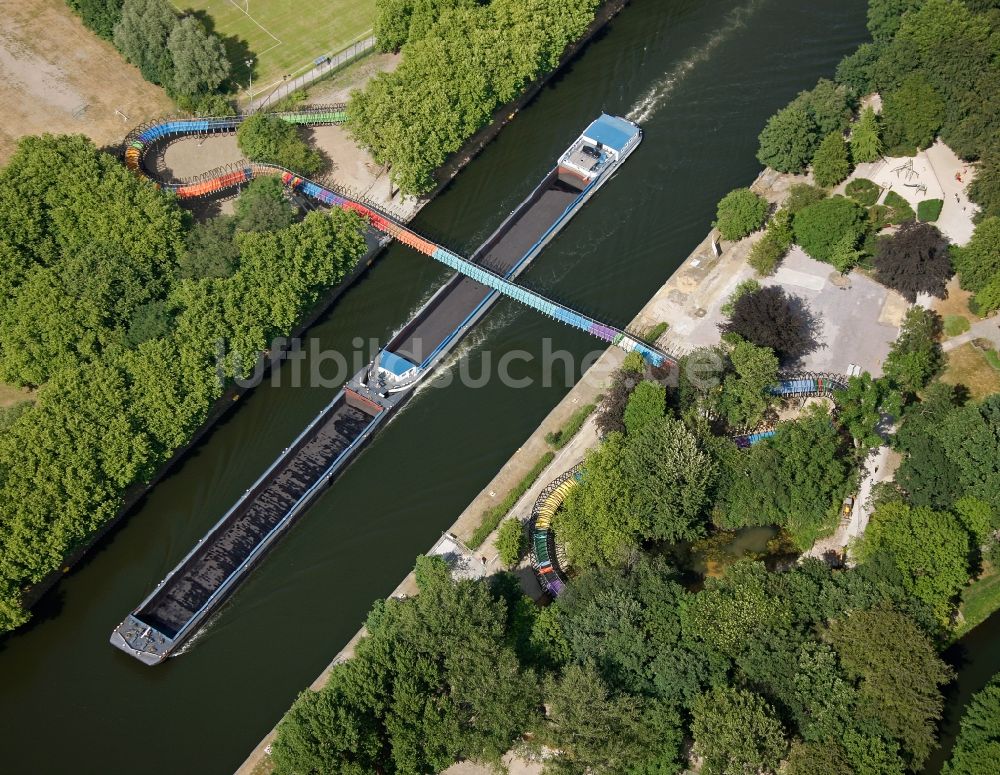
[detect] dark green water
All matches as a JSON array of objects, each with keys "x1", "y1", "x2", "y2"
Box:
[{"x1": 0, "y1": 1, "x2": 871, "y2": 772}]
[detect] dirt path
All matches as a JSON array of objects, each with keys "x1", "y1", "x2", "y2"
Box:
[{"x1": 0, "y1": 0, "x2": 173, "y2": 163}]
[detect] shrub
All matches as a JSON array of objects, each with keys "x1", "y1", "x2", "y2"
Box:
[
  {"x1": 784, "y1": 183, "x2": 827, "y2": 214},
  {"x1": 868, "y1": 204, "x2": 892, "y2": 231},
  {"x1": 793, "y1": 196, "x2": 869, "y2": 263},
  {"x1": 943, "y1": 315, "x2": 971, "y2": 337},
  {"x1": 495, "y1": 518, "x2": 526, "y2": 567},
  {"x1": 884, "y1": 190, "x2": 916, "y2": 224},
  {"x1": 918, "y1": 199, "x2": 944, "y2": 222},
  {"x1": 811, "y1": 131, "x2": 852, "y2": 187},
  {"x1": 715, "y1": 188, "x2": 768, "y2": 241},
  {"x1": 545, "y1": 403, "x2": 596, "y2": 450},
  {"x1": 643, "y1": 321, "x2": 669, "y2": 341},
  {"x1": 846, "y1": 177, "x2": 881, "y2": 207},
  {"x1": 748, "y1": 210, "x2": 794, "y2": 276}
]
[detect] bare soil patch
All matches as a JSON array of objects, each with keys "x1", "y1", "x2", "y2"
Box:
[{"x1": 0, "y1": 0, "x2": 173, "y2": 164}]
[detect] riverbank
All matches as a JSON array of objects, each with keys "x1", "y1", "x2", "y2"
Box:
[{"x1": 236, "y1": 163, "x2": 809, "y2": 774}]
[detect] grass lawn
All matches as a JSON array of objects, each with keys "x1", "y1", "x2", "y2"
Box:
[
  {"x1": 940, "y1": 343, "x2": 1000, "y2": 400},
  {"x1": 175, "y1": 0, "x2": 376, "y2": 94},
  {"x1": 955, "y1": 565, "x2": 1000, "y2": 639}
]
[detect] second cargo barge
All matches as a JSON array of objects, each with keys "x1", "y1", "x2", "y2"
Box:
[{"x1": 111, "y1": 114, "x2": 645, "y2": 664}]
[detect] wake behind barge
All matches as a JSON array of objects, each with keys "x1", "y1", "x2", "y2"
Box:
[{"x1": 111, "y1": 115, "x2": 643, "y2": 664}]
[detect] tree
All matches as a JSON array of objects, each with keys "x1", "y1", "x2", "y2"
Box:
[
  {"x1": 180, "y1": 216, "x2": 239, "y2": 279},
  {"x1": 969, "y1": 148, "x2": 1000, "y2": 219},
  {"x1": 716, "y1": 406, "x2": 849, "y2": 548},
  {"x1": 720, "y1": 285, "x2": 816, "y2": 364},
  {"x1": 67, "y1": 0, "x2": 124, "y2": 39},
  {"x1": 235, "y1": 177, "x2": 297, "y2": 232},
  {"x1": 690, "y1": 686, "x2": 787, "y2": 775},
  {"x1": 787, "y1": 741, "x2": 853, "y2": 775},
  {"x1": 595, "y1": 366, "x2": 643, "y2": 436},
  {"x1": 793, "y1": 79, "x2": 855, "y2": 137},
  {"x1": 237, "y1": 114, "x2": 323, "y2": 176},
  {"x1": 851, "y1": 106, "x2": 884, "y2": 163},
  {"x1": 757, "y1": 105, "x2": 819, "y2": 173},
  {"x1": 543, "y1": 663, "x2": 683, "y2": 774},
  {"x1": 748, "y1": 208, "x2": 794, "y2": 276},
  {"x1": 622, "y1": 380, "x2": 665, "y2": 435},
  {"x1": 867, "y1": 0, "x2": 924, "y2": 43},
  {"x1": 882, "y1": 307, "x2": 943, "y2": 396},
  {"x1": 829, "y1": 230, "x2": 864, "y2": 274},
  {"x1": 793, "y1": 195, "x2": 868, "y2": 264},
  {"x1": 952, "y1": 217, "x2": 1000, "y2": 309},
  {"x1": 835, "y1": 43, "x2": 883, "y2": 95},
  {"x1": 715, "y1": 188, "x2": 768, "y2": 241},
  {"x1": 882, "y1": 74, "x2": 945, "y2": 154},
  {"x1": 272, "y1": 558, "x2": 541, "y2": 774},
  {"x1": 834, "y1": 373, "x2": 897, "y2": 449},
  {"x1": 827, "y1": 607, "x2": 953, "y2": 770},
  {"x1": 942, "y1": 672, "x2": 1000, "y2": 775},
  {"x1": 113, "y1": 0, "x2": 176, "y2": 86},
  {"x1": 714, "y1": 339, "x2": 779, "y2": 429},
  {"x1": 495, "y1": 518, "x2": 525, "y2": 567},
  {"x1": 812, "y1": 131, "x2": 852, "y2": 187},
  {"x1": 167, "y1": 15, "x2": 230, "y2": 99},
  {"x1": 620, "y1": 416, "x2": 716, "y2": 542},
  {"x1": 873, "y1": 221, "x2": 952, "y2": 301},
  {"x1": 858, "y1": 501, "x2": 970, "y2": 616},
  {"x1": 557, "y1": 415, "x2": 715, "y2": 565}
]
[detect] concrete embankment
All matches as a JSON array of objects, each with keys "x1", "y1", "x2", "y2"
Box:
[{"x1": 235, "y1": 166, "x2": 795, "y2": 775}]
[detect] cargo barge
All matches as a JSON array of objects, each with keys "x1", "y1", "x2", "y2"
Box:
[{"x1": 111, "y1": 114, "x2": 643, "y2": 664}]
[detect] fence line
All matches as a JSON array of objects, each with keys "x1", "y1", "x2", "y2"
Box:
[{"x1": 251, "y1": 35, "x2": 377, "y2": 112}]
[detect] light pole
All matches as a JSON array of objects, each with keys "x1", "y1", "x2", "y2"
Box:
[{"x1": 246, "y1": 58, "x2": 254, "y2": 107}]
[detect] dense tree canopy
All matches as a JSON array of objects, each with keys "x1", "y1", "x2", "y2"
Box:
[
  {"x1": 851, "y1": 106, "x2": 884, "y2": 163},
  {"x1": 715, "y1": 405, "x2": 850, "y2": 548},
  {"x1": 942, "y1": 672, "x2": 1000, "y2": 775},
  {"x1": 0, "y1": 136, "x2": 367, "y2": 630},
  {"x1": 273, "y1": 557, "x2": 541, "y2": 774},
  {"x1": 0, "y1": 135, "x2": 184, "y2": 386},
  {"x1": 691, "y1": 686, "x2": 787, "y2": 775},
  {"x1": 859, "y1": 501, "x2": 970, "y2": 616},
  {"x1": 67, "y1": 0, "x2": 123, "y2": 39}
]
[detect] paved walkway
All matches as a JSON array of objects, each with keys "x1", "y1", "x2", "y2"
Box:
[
  {"x1": 943, "y1": 317, "x2": 1000, "y2": 352},
  {"x1": 249, "y1": 35, "x2": 376, "y2": 112}
]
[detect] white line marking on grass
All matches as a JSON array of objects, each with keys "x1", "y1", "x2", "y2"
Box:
[{"x1": 225, "y1": 0, "x2": 282, "y2": 45}]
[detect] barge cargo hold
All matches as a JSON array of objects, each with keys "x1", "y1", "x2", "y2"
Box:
[{"x1": 111, "y1": 114, "x2": 643, "y2": 664}]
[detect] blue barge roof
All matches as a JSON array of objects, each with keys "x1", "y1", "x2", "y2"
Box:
[{"x1": 583, "y1": 114, "x2": 639, "y2": 152}]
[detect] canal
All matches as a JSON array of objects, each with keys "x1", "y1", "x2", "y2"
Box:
[{"x1": 0, "y1": 1, "x2": 870, "y2": 772}]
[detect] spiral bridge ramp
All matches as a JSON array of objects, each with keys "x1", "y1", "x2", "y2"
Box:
[{"x1": 123, "y1": 109, "x2": 670, "y2": 366}]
